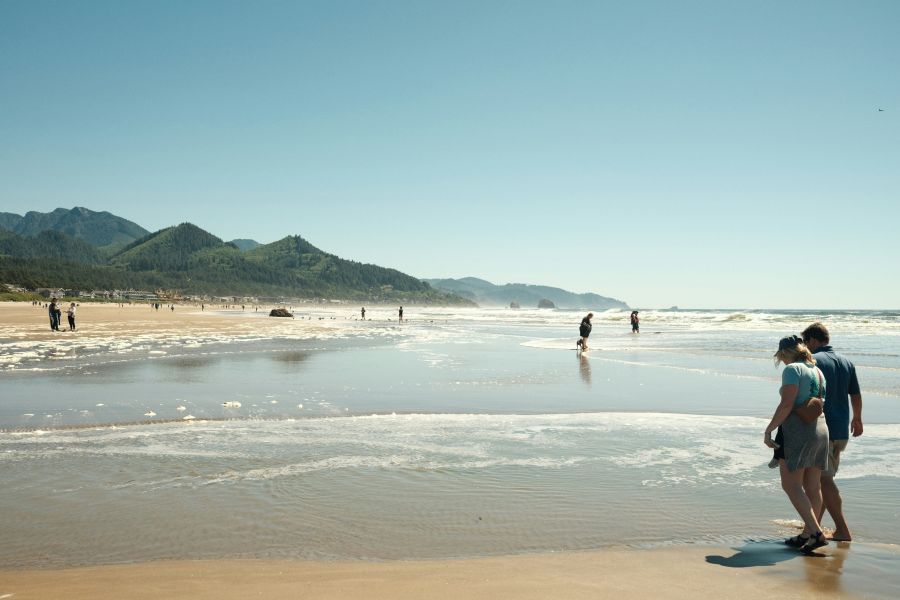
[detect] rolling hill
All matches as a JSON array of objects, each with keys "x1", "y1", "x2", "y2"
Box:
[
  {"x1": 424, "y1": 277, "x2": 628, "y2": 309},
  {"x1": 0, "y1": 207, "x2": 149, "y2": 251},
  {"x1": 0, "y1": 215, "x2": 469, "y2": 303}
]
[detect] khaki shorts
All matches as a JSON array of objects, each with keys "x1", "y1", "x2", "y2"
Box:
[{"x1": 824, "y1": 439, "x2": 849, "y2": 476}]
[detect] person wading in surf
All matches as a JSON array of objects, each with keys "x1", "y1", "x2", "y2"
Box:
[{"x1": 576, "y1": 313, "x2": 593, "y2": 351}]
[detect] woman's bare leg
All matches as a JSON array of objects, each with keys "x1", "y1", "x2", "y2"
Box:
[
  {"x1": 803, "y1": 467, "x2": 823, "y2": 523},
  {"x1": 779, "y1": 461, "x2": 822, "y2": 535}
]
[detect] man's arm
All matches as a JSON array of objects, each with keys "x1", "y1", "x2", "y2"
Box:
[
  {"x1": 851, "y1": 393, "x2": 863, "y2": 437},
  {"x1": 848, "y1": 364, "x2": 862, "y2": 437}
]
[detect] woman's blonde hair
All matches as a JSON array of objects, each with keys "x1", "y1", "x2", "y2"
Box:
[{"x1": 774, "y1": 343, "x2": 815, "y2": 366}]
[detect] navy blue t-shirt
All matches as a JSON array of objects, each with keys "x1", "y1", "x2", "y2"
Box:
[{"x1": 813, "y1": 346, "x2": 861, "y2": 441}]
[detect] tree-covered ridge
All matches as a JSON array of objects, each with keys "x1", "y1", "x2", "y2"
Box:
[
  {"x1": 110, "y1": 223, "x2": 228, "y2": 271},
  {"x1": 228, "y1": 238, "x2": 261, "y2": 251},
  {"x1": 0, "y1": 212, "x2": 22, "y2": 231},
  {"x1": 0, "y1": 207, "x2": 149, "y2": 250},
  {"x1": 245, "y1": 235, "x2": 326, "y2": 269},
  {"x1": 1, "y1": 221, "x2": 470, "y2": 304},
  {"x1": 0, "y1": 229, "x2": 107, "y2": 265},
  {"x1": 246, "y1": 236, "x2": 431, "y2": 292}
]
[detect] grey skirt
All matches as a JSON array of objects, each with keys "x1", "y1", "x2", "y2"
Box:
[{"x1": 780, "y1": 412, "x2": 829, "y2": 472}]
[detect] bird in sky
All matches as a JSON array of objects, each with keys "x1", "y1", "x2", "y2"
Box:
[{"x1": 878, "y1": 108, "x2": 885, "y2": 112}]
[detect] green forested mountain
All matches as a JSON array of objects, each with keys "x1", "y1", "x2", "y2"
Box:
[
  {"x1": 0, "y1": 219, "x2": 469, "y2": 304},
  {"x1": 111, "y1": 223, "x2": 229, "y2": 271},
  {"x1": 228, "y1": 238, "x2": 261, "y2": 251},
  {"x1": 0, "y1": 207, "x2": 149, "y2": 251},
  {"x1": 0, "y1": 230, "x2": 107, "y2": 265},
  {"x1": 0, "y1": 213, "x2": 21, "y2": 231},
  {"x1": 246, "y1": 236, "x2": 435, "y2": 294}
]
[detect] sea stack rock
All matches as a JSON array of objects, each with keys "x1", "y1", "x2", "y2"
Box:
[
  {"x1": 537, "y1": 299, "x2": 556, "y2": 309},
  {"x1": 269, "y1": 308, "x2": 294, "y2": 318},
  {"x1": 509, "y1": 301, "x2": 520, "y2": 309}
]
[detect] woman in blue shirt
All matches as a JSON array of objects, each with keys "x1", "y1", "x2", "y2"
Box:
[{"x1": 764, "y1": 335, "x2": 830, "y2": 553}]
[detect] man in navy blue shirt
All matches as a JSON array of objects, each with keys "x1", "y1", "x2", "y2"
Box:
[{"x1": 802, "y1": 322, "x2": 863, "y2": 542}]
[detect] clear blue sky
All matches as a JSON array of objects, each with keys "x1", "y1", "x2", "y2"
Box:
[{"x1": 2, "y1": 1, "x2": 898, "y2": 308}]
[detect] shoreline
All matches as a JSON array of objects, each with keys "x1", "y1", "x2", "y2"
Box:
[
  {"x1": 3, "y1": 544, "x2": 899, "y2": 600},
  {"x1": 4, "y1": 301, "x2": 900, "y2": 597}
]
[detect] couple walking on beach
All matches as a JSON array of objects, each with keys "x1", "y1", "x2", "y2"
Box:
[{"x1": 764, "y1": 322, "x2": 863, "y2": 554}]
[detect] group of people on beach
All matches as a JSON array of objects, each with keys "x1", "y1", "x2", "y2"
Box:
[
  {"x1": 47, "y1": 298, "x2": 76, "y2": 331},
  {"x1": 359, "y1": 306, "x2": 404, "y2": 321},
  {"x1": 764, "y1": 322, "x2": 863, "y2": 554},
  {"x1": 576, "y1": 310, "x2": 639, "y2": 351}
]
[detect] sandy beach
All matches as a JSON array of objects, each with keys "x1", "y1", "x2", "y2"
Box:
[
  {"x1": 3, "y1": 302, "x2": 899, "y2": 599},
  {"x1": 3, "y1": 543, "x2": 899, "y2": 600},
  {"x1": 1, "y1": 301, "x2": 336, "y2": 340}
]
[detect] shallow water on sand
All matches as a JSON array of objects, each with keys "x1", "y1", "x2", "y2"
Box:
[{"x1": 1, "y1": 307, "x2": 899, "y2": 568}]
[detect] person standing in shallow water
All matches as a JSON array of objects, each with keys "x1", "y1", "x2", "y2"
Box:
[
  {"x1": 577, "y1": 313, "x2": 593, "y2": 350},
  {"x1": 764, "y1": 335, "x2": 830, "y2": 554},
  {"x1": 48, "y1": 298, "x2": 60, "y2": 331},
  {"x1": 398, "y1": 306, "x2": 403, "y2": 322},
  {"x1": 361, "y1": 307, "x2": 366, "y2": 320},
  {"x1": 630, "y1": 311, "x2": 640, "y2": 333},
  {"x1": 802, "y1": 322, "x2": 863, "y2": 542},
  {"x1": 66, "y1": 303, "x2": 76, "y2": 331}
]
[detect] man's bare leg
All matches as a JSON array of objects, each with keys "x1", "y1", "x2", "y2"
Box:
[{"x1": 821, "y1": 475, "x2": 852, "y2": 541}]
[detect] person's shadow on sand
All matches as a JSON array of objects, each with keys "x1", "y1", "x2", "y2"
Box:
[{"x1": 705, "y1": 541, "x2": 822, "y2": 568}]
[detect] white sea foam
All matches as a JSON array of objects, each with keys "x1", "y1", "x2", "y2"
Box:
[{"x1": 5, "y1": 413, "x2": 895, "y2": 489}]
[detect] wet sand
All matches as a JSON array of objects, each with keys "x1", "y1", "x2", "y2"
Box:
[
  {"x1": 3, "y1": 544, "x2": 899, "y2": 600},
  {"x1": 4, "y1": 301, "x2": 899, "y2": 598}
]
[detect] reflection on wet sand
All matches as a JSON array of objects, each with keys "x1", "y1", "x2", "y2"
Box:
[
  {"x1": 271, "y1": 351, "x2": 311, "y2": 364},
  {"x1": 578, "y1": 354, "x2": 591, "y2": 386},
  {"x1": 169, "y1": 355, "x2": 218, "y2": 370},
  {"x1": 803, "y1": 542, "x2": 849, "y2": 594}
]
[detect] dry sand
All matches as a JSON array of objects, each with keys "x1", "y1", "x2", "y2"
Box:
[
  {"x1": 0, "y1": 301, "x2": 334, "y2": 341},
  {"x1": 3, "y1": 544, "x2": 899, "y2": 600}
]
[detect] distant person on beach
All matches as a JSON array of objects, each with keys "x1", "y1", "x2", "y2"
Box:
[
  {"x1": 399, "y1": 306, "x2": 403, "y2": 322},
  {"x1": 576, "y1": 313, "x2": 593, "y2": 351},
  {"x1": 630, "y1": 311, "x2": 640, "y2": 333},
  {"x1": 802, "y1": 322, "x2": 863, "y2": 542},
  {"x1": 361, "y1": 307, "x2": 366, "y2": 320},
  {"x1": 48, "y1": 298, "x2": 60, "y2": 331},
  {"x1": 67, "y1": 303, "x2": 76, "y2": 331},
  {"x1": 764, "y1": 335, "x2": 830, "y2": 553}
]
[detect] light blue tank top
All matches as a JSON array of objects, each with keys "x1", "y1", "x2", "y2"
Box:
[{"x1": 781, "y1": 362, "x2": 825, "y2": 407}]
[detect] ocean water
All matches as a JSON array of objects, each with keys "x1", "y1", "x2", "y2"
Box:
[{"x1": 1, "y1": 307, "x2": 899, "y2": 568}]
